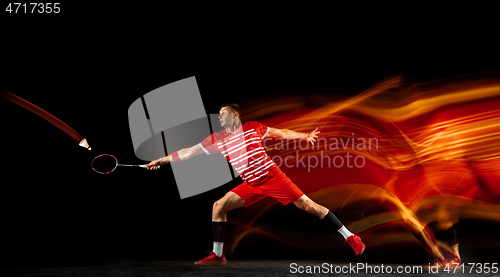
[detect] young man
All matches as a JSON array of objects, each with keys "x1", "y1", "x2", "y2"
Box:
[{"x1": 147, "y1": 103, "x2": 365, "y2": 265}]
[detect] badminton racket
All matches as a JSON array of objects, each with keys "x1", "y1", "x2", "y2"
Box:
[{"x1": 91, "y1": 154, "x2": 159, "y2": 174}]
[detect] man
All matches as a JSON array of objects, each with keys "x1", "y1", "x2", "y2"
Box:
[{"x1": 147, "y1": 103, "x2": 365, "y2": 265}]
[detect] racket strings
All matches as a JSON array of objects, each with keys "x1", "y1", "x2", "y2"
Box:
[{"x1": 91, "y1": 154, "x2": 118, "y2": 174}]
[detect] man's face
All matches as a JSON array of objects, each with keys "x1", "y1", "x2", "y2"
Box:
[{"x1": 219, "y1": 106, "x2": 237, "y2": 128}]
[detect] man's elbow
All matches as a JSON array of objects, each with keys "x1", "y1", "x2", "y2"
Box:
[{"x1": 178, "y1": 148, "x2": 191, "y2": 161}]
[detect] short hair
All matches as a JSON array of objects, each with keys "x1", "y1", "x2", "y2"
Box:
[{"x1": 220, "y1": 103, "x2": 241, "y2": 116}]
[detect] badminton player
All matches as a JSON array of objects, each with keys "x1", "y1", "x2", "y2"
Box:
[{"x1": 147, "y1": 103, "x2": 365, "y2": 265}]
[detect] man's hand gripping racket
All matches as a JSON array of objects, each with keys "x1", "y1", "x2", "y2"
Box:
[{"x1": 146, "y1": 156, "x2": 170, "y2": 170}]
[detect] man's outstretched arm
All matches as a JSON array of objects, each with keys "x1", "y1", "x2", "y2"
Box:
[
  {"x1": 267, "y1": 127, "x2": 320, "y2": 145},
  {"x1": 146, "y1": 144, "x2": 205, "y2": 170}
]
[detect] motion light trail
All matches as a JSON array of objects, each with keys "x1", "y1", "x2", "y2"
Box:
[
  {"x1": 0, "y1": 89, "x2": 91, "y2": 150},
  {"x1": 227, "y1": 76, "x2": 500, "y2": 257}
]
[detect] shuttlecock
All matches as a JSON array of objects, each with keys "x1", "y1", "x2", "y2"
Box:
[{"x1": 79, "y1": 138, "x2": 91, "y2": 150}]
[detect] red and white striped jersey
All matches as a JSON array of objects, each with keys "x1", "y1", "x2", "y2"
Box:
[{"x1": 198, "y1": 121, "x2": 277, "y2": 184}]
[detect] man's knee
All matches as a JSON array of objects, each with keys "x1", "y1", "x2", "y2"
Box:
[
  {"x1": 295, "y1": 197, "x2": 326, "y2": 218},
  {"x1": 213, "y1": 192, "x2": 243, "y2": 215},
  {"x1": 213, "y1": 199, "x2": 225, "y2": 215}
]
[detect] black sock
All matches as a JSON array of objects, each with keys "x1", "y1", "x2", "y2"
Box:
[
  {"x1": 212, "y1": 221, "x2": 227, "y2": 242},
  {"x1": 451, "y1": 223, "x2": 459, "y2": 246},
  {"x1": 321, "y1": 211, "x2": 343, "y2": 231},
  {"x1": 435, "y1": 223, "x2": 459, "y2": 247}
]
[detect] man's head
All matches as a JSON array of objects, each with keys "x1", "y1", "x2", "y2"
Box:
[{"x1": 219, "y1": 103, "x2": 241, "y2": 129}]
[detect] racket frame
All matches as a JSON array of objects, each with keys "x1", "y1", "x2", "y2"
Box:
[{"x1": 91, "y1": 154, "x2": 157, "y2": 174}]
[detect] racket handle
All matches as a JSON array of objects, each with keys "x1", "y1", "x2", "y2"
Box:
[{"x1": 139, "y1": 165, "x2": 160, "y2": 169}]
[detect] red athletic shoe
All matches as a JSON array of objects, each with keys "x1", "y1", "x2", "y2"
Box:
[
  {"x1": 443, "y1": 257, "x2": 462, "y2": 269},
  {"x1": 345, "y1": 234, "x2": 365, "y2": 256},
  {"x1": 194, "y1": 252, "x2": 227, "y2": 265}
]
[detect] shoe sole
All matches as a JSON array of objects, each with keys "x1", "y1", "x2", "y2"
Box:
[
  {"x1": 194, "y1": 261, "x2": 227, "y2": 265},
  {"x1": 356, "y1": 245, "x2": 366, "y2": 256}
]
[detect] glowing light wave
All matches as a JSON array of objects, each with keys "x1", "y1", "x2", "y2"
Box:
[{"x1": 229, "y1": 75, "x2": 500, "y2": 258}]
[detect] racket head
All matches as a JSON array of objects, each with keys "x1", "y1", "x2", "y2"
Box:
[{"x1": 91, "y1": 154, "x2": 118, "y2": 174}]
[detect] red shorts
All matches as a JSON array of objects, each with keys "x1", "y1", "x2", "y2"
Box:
[{"x1": 231, "y1": 167, "x2": 305, "y2": 207}]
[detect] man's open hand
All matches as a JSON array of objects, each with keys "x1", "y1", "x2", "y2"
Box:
[{"x1": 306, "y1": 127, "x2": 320, "y2": 145}]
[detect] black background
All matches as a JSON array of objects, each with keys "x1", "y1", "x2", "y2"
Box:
[{"x1": 1, "y1": 3, "x2": 499, "y2": 269}]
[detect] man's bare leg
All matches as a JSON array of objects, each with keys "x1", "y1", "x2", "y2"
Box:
[
  {"x1": 213, "y1": 191, "x2": 245, "y2": 222},
  {"x1": 195, "y1": 192, "x2": 245, "y2": 265},
  {"x1": 293, "y1": 195, "x2": 329, "y2": 219},
  {"x1": 211, "y1": 192, "x2": 245, "y2": 256}
]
